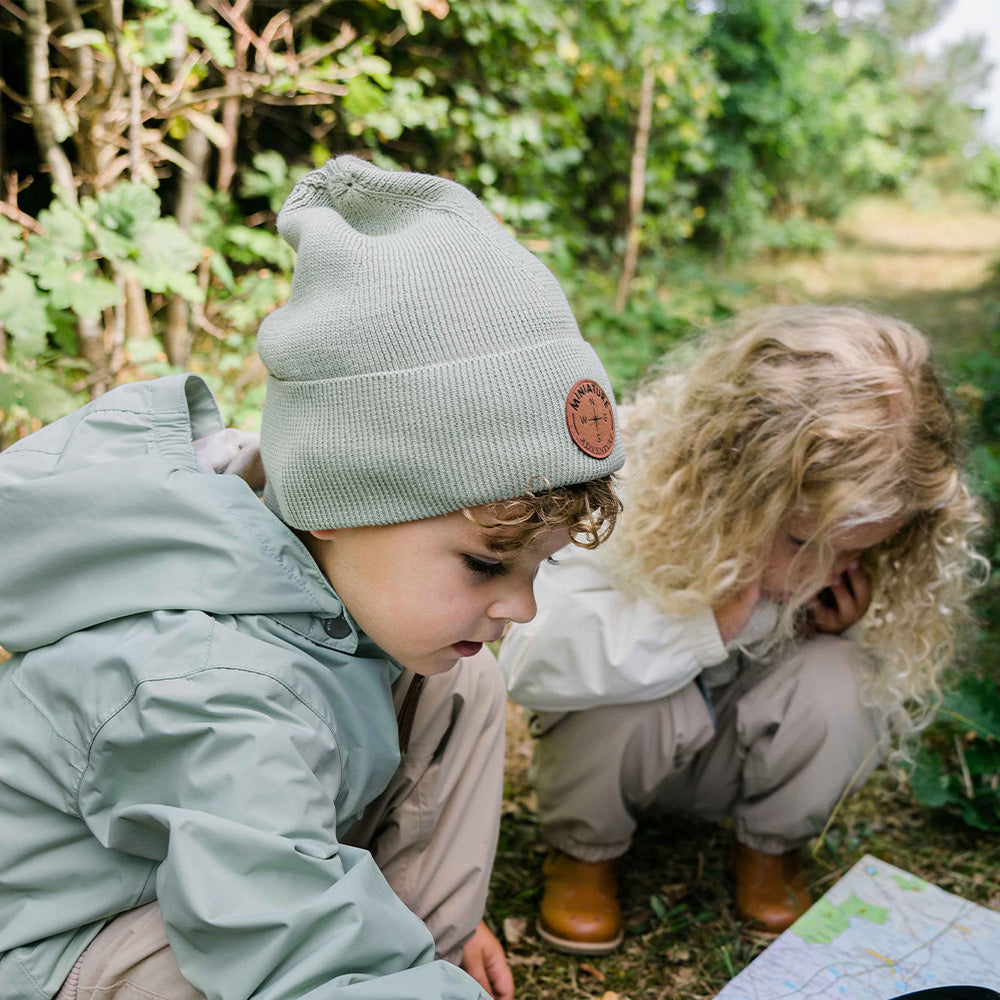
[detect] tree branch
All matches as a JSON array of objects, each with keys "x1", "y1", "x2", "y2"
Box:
[
  {"x1": 0, "y1": 197, "x2": 43, "y2": 233},
  {"x1": 24, "y1": 0, "x2": 77, "y2": 200},
  {"x1": 290, "y1": 0, "x2": 339, "y2": 32},
  {"x1": 615, "y1": 57, "x2": 655, "y2": 315}
]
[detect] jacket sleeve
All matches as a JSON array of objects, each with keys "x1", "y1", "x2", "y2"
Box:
[
  {"x1": 500, "y1": 548, "x2": 730, "y2": 711},
  {"x1": 77, "y1": 667, "x2": 486, "y2": 1000}
]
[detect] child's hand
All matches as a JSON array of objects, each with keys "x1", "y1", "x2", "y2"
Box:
[
  {"x1": 460, "y1": 920, "x2": 514, "y2": 1000},
  {"x1": 807, "y1": 561, "x2": 871, "y2": 634},
  {"x1": 714, "y1": 578, "x2": 763, "y2": 643}
]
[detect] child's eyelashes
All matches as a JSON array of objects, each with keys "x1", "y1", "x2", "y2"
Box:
[
  {"x1": 463, "y1": 553, "x2": 508, "y2": 577},
  {"x1": 788, "y1": 535, "x2": 807, "y2": 548},
  {"x1": 462, "y1": 553, "x2": 560, "y2": 577}
]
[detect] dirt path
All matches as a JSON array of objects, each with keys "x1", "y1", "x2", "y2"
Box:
[{"x1": 740, "y1": 194, "x2": 1000, "y2": 360}]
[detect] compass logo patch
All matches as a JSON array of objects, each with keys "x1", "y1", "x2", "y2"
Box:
[{"x1": 565, "y1": 378, "x2": 616, "y2": 458}]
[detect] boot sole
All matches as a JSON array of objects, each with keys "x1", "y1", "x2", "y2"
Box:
[{"x1": 536, "y1": 919, "x2": 624, "y2": 955}]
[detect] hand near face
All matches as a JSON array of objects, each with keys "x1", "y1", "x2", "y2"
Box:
[
  {"x1": 714, "y1": 577, "x2": 764, "y2": 643},
  {"x1": 807, "y1": 561, "x2": 871, "y2": 634},
  {"x1": 460, "y1": 921, "x2": 514, "y2": 1000}
]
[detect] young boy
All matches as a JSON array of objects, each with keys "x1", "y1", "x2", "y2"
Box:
[{"x1": 0, "y1": 156, "x2": 624, "y2": 1000}]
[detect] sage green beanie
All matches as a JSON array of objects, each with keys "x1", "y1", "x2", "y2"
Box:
[{"x1": 258, "y1": 154, "x2": 624, "y2": 529}]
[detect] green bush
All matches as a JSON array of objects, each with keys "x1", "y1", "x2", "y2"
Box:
[
  {"x1": 910, "y1": 307, "x2": 1000, "y2": 830},
  {"x1": 910, "y1": 676, "x2": 1000, "y2": 831}
]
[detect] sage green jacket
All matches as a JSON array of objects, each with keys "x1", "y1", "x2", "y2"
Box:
[{"x1": 0, "y1": 374, "x2": 483, "y2": 1000}]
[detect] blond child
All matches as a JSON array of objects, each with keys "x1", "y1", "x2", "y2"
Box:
[
  {"x1": 500, "y1": 305, "x2": 985, "y2": 953},
  {"x1": 0, "y1": 157, "x2": 624, "y2": 999}
]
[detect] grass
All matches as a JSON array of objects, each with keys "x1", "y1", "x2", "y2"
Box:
[
  {"x1": 487, "y1": 192, "x2": 1000, "y2": 998},
  {"x1": 488, "y1": 704, "x2": 1000, "y2": 1000},
  {"x1": 736, "y1": 193, "x2": 1000, "y2": 361}
]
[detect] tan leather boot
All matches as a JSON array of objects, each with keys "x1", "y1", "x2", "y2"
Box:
[
  {"x1": 537, "y1": 849, "x2": 624, "y2": 954},
  {"x1": 733, "y1": 841, "x2": 813, "y2": 932}
]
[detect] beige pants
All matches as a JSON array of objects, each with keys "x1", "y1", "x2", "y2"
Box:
[
  {"x1": 531, "y1": 635, "x2": 885, "y2": 860},
  {"x1": 55, "y1": 648, "x2": 505, "y2": 1000}
]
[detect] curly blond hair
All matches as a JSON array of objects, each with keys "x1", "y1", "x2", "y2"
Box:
[{"x1": 607, "y1": 305, "x2": 988, "y2": 738}]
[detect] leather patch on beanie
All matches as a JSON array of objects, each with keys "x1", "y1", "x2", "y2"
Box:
[{"x1": 565, "y1": 379, "x2": 616, "y2": 458}]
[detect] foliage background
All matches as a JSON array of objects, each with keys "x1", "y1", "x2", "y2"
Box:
[{"x1": 0, "y1": 0, "x2": 998, "y2": 990}]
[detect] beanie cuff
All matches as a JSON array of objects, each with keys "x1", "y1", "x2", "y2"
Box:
[{"x1": 262, "y1": 337, "x2": 623, "y2": 530}]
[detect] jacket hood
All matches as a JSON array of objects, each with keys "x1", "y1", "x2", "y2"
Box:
[{"x1": 0, "y1": 374, "x2": 348, "y2": 653}]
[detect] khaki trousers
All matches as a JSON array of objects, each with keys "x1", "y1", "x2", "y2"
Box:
[
  {"x1": 54, "y1": 648, "x2": 505, "y2": 1000},
  {"x1": 530, "y1": 635, "x2": 885, "y2": 860}
]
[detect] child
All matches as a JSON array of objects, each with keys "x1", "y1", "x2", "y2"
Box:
[
  {"x1": 500, "y1": 305, "x2": 986, "y2": 953},
  {"x1": 0, "y1": 156, "x2": 624, "y2": 1000}
]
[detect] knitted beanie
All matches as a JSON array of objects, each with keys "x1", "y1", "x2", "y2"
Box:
[{"x1": 257, "y1": 155, "x2": 624, "y2": 529}]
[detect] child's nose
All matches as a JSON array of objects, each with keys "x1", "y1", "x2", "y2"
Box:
[{"x1": 490, "y1": 582, "x2": 537, "y2": 625}]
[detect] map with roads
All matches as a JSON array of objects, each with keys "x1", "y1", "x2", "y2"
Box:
[{"x1": 717, "y1": 854, "x2": 1000, "y2": 998}]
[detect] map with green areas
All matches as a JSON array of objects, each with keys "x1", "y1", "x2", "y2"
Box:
[{"x1": 717, "y1": 854, "x2": 1000, "y2": 999}]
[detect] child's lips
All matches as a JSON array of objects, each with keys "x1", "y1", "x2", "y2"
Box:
[{"x1": 452, "y1": 641, "x2": 483, "y2": 657}]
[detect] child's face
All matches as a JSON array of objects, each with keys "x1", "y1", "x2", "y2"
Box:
[
  {"x1": 761, "y1": 514, "x2": 907, "y2": 603},
  {"x1": 308, "y1": 507, "x2": 569, "y2": 676}
]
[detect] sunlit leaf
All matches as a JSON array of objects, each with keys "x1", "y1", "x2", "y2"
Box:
[{"x1": 0, "y1": 271, "x2": 52, "y2": 354}]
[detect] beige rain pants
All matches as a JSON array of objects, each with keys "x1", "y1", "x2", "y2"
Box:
[
  {"x1": 531, "y1": 634, "x2": 885, "y2": 860},
  {"x1": 54, "y1": 648, "x2": 505, "y2": 1000}
]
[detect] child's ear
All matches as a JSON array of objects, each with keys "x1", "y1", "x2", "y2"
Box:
[{"x1": 310, "y1": 528, "x2": 338, "y2": 540}]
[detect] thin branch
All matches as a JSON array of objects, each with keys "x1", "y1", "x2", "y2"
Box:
[
  {"x1": 0, "y1": 77, "x2": 28, "y2": 105},
  {"x1": 615, "y1": 57, "x2": 655, "y2": 314},
  {"x1": 290, "y1": 0, "x2": 339, "y2": 32},
  {"x1": 128, "y1": 59, "x2": 142, "y2": 179},
  {"x1": 150, "y1": 76, "x2": 347, "y2": 120},
  {"x1": 0, "y1": 0, "x2": 26, "y2": 22},
  {"x1": 0, "y1": 198, "x2": 43, "y2": 233},
  {"x1": 52, "y1": 0, "x2": 95, "y2": 102},
  {"x1": 257, "y1": 10, "x2": 291, "y2": 73},
  {"x1": 296, "y1": 22, "x2": 357, "y2": 71},
  {"x1": 216, "y1": 0, "x2": 251, "y2": 193},
  {"x1": 24, "y1": 0, "x2": 77, "y2": 199},
  {"x1": 954, "y1": 734, "x2": 975, "y2": 799},
  {"x1": 810, "y1": 739, "x2": 881, "y2": 863}
]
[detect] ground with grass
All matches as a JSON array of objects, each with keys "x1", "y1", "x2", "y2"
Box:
[{"x1": 486, "y1": 195, "x2": 1000, "y2": 999}]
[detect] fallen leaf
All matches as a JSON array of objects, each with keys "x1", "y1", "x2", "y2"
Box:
[
  {"x1": 657, "y1": 882, "x2": 690, "y2": 907},
  {"x1": 672, "y1": 967, "x2": 698, "y2": 988},
  {"x1": 502, "y1": 916, "x2": 528, "y2": 947},
  {"x1": 507, "y1": 954, "x2": 546, "y2": 968}
]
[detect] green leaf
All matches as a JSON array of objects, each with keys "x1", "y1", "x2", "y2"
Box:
[
  {"x1": 31, "y1": 200, "x2": 88, "y2": 257},
  {"x1": 241, "y1": 151, "x2": 298, "y2": 212},
  {"x1": 61, "y1": 29, "x2": 112, "y2": 53},
  {"x1": 960, "y1": 799, "x2": 999, "y2": 831},
  {"x1": 908, "y1": 749, "x2": 953, "y2": 809},
  {"x1": 132, "y1": 12, "x2": 174, "y2": 66},
  {"x1": 0, "y1": 217, "x2": 26, "y2": 262},
  {"x1": 0, "y1": 369, "x2": 80, "y2": 424},
  {"x1": 940, "y1": 678, "x2": 1000, "y2": 742},
  {"x1": 171, "y1": 0, "x2": 235, "y2": 67},
  {"x1": 0, "y1": 271, "x2": 52, "y2": 354},
  {"x1": 54, "y1": 269, "x2": 121, "y2": 319},
  {"x1": 383, "y1": 0, "x2": 424, "y2": 35},
  {"x1": 344, "y1": 76, "x2": 388, "y2": 118},
  {"x1": 127, "y1": 218, "x2": 201, "y2": 295},
  {"x1": 47, "y1": 308, "x2": 78, "y2": 355},
  {"x1": 93, "y1": 183, "x2": 162, "y2": 242}
]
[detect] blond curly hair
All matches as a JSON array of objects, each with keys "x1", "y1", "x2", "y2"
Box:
[{"x1": 606, "y1": 305, "x2": 988, "y2": 738}]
